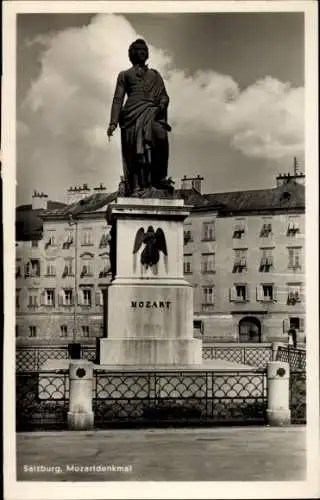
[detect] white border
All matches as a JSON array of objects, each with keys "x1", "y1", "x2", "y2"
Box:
[{"x1": 2, "y1": 1, "x2": 319, "y2": 499}]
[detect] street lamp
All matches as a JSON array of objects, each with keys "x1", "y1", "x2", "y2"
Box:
[{"x1": 68, "y1": 214, "x2": 81, "y2": 359}]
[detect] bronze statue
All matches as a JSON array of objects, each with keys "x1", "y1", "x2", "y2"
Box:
[
  {"x1": 133, "y1": 226, "x2": 167, "y2": 268},
  {"x1": 107, "y1": 39, "x2": 173, "y2": 196}
]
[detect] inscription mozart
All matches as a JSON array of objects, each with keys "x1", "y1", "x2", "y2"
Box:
[{"x1": 131, "y1": 301, "x2": 171, "y2": 309}]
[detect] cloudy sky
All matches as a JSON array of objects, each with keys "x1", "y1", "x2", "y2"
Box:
[{"x1": 16, "y1": 12, "x2": 305, "y2": 205}]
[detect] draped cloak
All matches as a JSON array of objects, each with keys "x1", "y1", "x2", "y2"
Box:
[{"x1": 109, "y1": 65, "x2": 171, "y2": 194}]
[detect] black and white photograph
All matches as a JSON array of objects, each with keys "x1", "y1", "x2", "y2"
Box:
[{"x1": 2, "y1": 1, "x2": 319, "y2": 499}]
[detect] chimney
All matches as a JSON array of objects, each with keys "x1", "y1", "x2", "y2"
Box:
[
  {"x1": 180, "y1": 174, "x2": 204, "y2": 194},
  {"x1": 32, "y1": 190, "x2": 48, "y2": 210},
  {"x1": 93, "y1": 182, "x2": 107, "y2": 192},
  {"x1": 276, "y1": 158, "x2": 305, "y2": 187},
  {"x1": 66, "y1": 184, "x2": 91, "y2": 205}
]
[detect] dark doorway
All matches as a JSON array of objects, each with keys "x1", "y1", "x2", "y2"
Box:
[{"x1": 239, "y1": 317, "x2": 261, "y2": 343}]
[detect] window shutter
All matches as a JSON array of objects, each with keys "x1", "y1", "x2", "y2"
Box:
[
  {"x1": 273, "y1": 285, "x2": 277, "y2": 301},
  {"x1": 229, "y1": 286, "x2": 236, "y2": 301},
  {"x1": 283, "y1": 318, "x2": 290, "y2": 333},
  {"x1": 77, "y1": 291, "x2": 83, "y2": 305},
  {"x1": 256, "y1": 285, "x2": 263, "y2": 301},
  {"x1": 299, "y1": 317, "x2": 305, "y2": 331},
  {"x1": 40, "y1": 291, "x2": 46, "y2": 306},
  {"x1": 246, "y1": 285, "x2": 250, "y2": 301},
  {"x1": 95, "y1": 291, "x2": 102, "y2": 306}
]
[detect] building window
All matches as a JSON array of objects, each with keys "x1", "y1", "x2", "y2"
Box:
[
  {"x1": 202, "y1": 221, "x2": 215, "y2": 241},
  {"x1": 16, "y1": 260, "x2": 21, "y2": 278},
  {"x1": 46, "y1": 262, "x2": 56, "y2": 277},
  {"x1": 287, "y1": 284, "x2": 302, "y2": 305},
  {"x1": 184, "y1": 224, "x2": 193, "y2": 245},
  {"x1": 99, "y1": 233, "x2": 110, "y2": 248},
  {"x1": 25, "y1": 259, "x2": 40, "y2": 277},
  {"x1": 60, "y1": 325, "x2": 68, "y2": 338},
  {"x1": 233, "y1": 223, "x2": 245, "y2": 239},
  {"x1": 183, "y1": 254, "x2": 193, "y2": 274},
  {"x1": 45, "y1": 231, "x2": 56, "y2": 248},
  {"x1": 290, "y1": 317, "x2": 304, "y2": 331},
  {"x1": 62, "y1": 259, "x2": 74, "y2": 277},
  {"x1": 28, "y1": 326, "x2": 37, "y2": 338},
  {"x1": 63, "y1": 231, "x2": 74, "y2": 249},
  {"x1": 288, "y1": 247, "x2": 302, "y2": 270},
  {"x1": 257, "y1": 284, "x2": 276, "y2": 302},
  {"x1": 31, "y1": 240, "x2": 39, "y2": 248},
  {"x1": 260, "y1": 222, "x2": 272, "y2": 238},
  {"x1": 16, "y1": 290, "x2": 20, "y2": 309},
  {"x1": 81, "y1": 262, "x2": 93, "y2": 277},
  {"x1": 63, "y1": 289, "x2": 73, "y2": 306},
  {"x1": 28, "y1": 292, "x2": 38, "y2": 308},
  {"x1": 287, "y1": 220, "x2": 300, "y2": 236},
  {"x1": 44, "y1": 289, "x2": 55, "y2": 306},
  {"x1": 230, "y1": 284, "x2": 248, "y2": 302},
  {"x1": 202, "y1": 286, "x2": 214, "y2": 310},
  {"x1": 259, "y1": 248, "x2": 274, "y2": 272},
  {"x1": 201, "y1": 253, "x2": 215, "y2": 273},
  {"x1": 81, "y1": 289, "x2": 92, "y2": 307},
  {"x1": 233, "y1": 249, "x2": 247, "y2": 273},
  {"x1": 81, "y1": 326, "x2": 90, "y2": 337},
  {"x1": 82, "y1": 229, "x2": 93, "y2": 246}
]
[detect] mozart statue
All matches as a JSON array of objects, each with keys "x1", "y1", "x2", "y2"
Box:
[{"x1": 107, "y1": 39, "x2": 173, "y2": 197}]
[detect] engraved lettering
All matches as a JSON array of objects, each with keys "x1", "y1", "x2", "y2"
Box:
[
  {"x1": 131, "y1": 301, "x2": 137, "y2": 308},
  {"x1": 139, "y1": 301, "x2": 144, "y2": 308},
  {"x1": 166, "y1": 301, "x2": 171, "y2": 308},
  {"x1": 146, "y1": 301, "x2": 151, "y2": 308},
  {"x1": 159, "y1": 301, "x2": 165, "y2": 308},
  {"x1": 152, "y1": 301, "x2": 158, "y2": 308}
]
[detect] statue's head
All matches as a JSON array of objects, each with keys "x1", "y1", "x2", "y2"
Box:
[{"x1": 128, "y1": 39, "x2": 149, "y2": 65}]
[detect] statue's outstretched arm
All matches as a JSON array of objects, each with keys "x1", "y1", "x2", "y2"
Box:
[{"x1": 109, "y1": 71, "x2": 126, "y2": 127}]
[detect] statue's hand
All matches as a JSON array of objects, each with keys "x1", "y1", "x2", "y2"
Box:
[{"x1": 107, "y1": 124, "x2": 116, "y2": 141}]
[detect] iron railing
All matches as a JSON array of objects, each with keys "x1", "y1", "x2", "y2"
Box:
[
  {"x1": 203, "y1": 344, "x2": 273, "y2": 369},
  {"x1": 276, "y1": 346, "x2": 306, "y2": 371},
  {"x1": 93, "y1": 370, "x2": 267, "y2": 427},
  {"x1": 16, "y1": 345, "x2": 96, "y2": 372},
  {"x1": 290, "y1": 371, "x2": 306, "y2": 424},
  {"x1": 16, "y1": 370, "x2": 69, "y2": 431}
]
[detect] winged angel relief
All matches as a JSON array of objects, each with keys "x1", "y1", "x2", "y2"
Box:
[{"x1": 133, "y1": 226, "x2": 167, "y2": 268}]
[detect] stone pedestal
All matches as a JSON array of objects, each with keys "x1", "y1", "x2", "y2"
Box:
[
  {"x1": 99, "y1": 197, "x2": 202, "y2": 365},
  {"x1": 266, "y1": 361, "x2": 291, "y2": 426}
]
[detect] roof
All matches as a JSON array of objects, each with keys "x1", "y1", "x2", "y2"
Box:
[
  {"x1": 203, "y1": 180, "x2": 305, "y2": 213},
  {"x1": 15, "y1": 180, "x2": 305, "y2": 241}
]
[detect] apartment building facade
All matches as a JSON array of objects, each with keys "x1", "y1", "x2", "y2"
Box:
[{"x1": 16, "y1": 169, "x2": 305, "y2": 344}]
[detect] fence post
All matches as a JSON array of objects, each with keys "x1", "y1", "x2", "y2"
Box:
[
  {"x1": 271, "y1": 342, "x2": 281, "y2": 361},
  {"x1": 68, "y1": 360, "x2": 94, "y2": 430},
  {"x1": 266, "y1": 361, "x2": 291, "y2": 426}
]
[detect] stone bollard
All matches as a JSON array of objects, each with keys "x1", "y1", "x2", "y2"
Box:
[
  {"x1": 271, "y1": 342, "x2": 282, "y2": 361},
  {"x1": 68, "y1": 360, "x2": 94, "y2": 430},
  {"x1": 266, "y1": 361, "x2": 291, "y2": 426}
]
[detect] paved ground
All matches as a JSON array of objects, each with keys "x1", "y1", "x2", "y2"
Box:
[{"x1": 17, "y1": 426, "x2": 306, "y2": 481}]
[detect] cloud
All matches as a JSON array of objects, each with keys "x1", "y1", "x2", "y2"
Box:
[{"x1": 17, "y1": 13, "x2": 304, "y2": 201}]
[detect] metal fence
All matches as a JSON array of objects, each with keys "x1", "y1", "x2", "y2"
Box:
[
  {"x1": 16, "y1": 345, "x2": 96, "y2": 372},
  {"x1": 17, "y1": 344, "x2": 274, "y2": 372},
  {"x1": 276, "y1": 346, "x2": 306, "y2": 371},
  {"x1": 93, "y1": 370, "x2": 267, "y2": 427},
  {"x1": 203, "y1": 344, "x2": 273, "y2": 369},
  {"x1": 16, "y1": 371, "x2": 69, "y2": 431},
  {"x1": 290, "y1": 371, "x2": 306, "y2": 424}
]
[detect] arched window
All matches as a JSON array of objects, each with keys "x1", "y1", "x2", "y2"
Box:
[{"x1": 238, "y1": 316, "x2": 261, "y2": 343}]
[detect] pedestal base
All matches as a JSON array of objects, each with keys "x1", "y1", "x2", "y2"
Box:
[
  {"x1": 266, "y1": 409, "x2": 291, "y2": 426},
  {"x1": 67, "y1": 411, "x2": 94, "y2": 430},
  {"x1": 99, "y1": 337, "x2": 202, "y2": 365}
]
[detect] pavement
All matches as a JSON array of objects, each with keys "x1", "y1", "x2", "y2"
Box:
[{"x1": 16, "y1": 426, "x2": 306, "y2": 481}]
